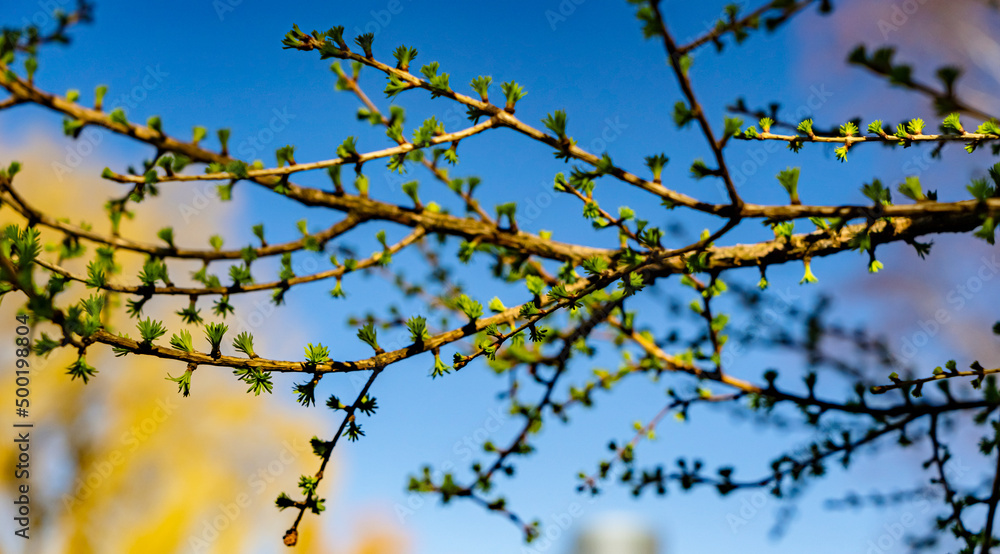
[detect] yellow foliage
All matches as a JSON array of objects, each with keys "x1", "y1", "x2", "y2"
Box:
[{"x1": 0, "y1": 137, "x2": 409, "y2": 553}]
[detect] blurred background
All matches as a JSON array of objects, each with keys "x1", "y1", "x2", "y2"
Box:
[{"x1": 1, "y1": 1, "x2": 1000, "y2": 553}]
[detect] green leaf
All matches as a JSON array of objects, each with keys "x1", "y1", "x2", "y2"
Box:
[
  {"x1": 897, "y1": 176, "x2": 925, "y2": 201},
  {"x1": 673, "y1": 101, "x2": 694, "y2": 128},
  {"x1": 357, "y1": 395, "x2": 378, "y2": 416},
  {"x1": 229, "y1": 264, "x2": 253, "y2": 286},
  {"x1": 109, "y1": 108, "x2": 128, "y2": 126},
  {"x1": 33, "y1": 333, "x2": 61, "y2": 357},
  {"x1": 413, "y1": 116, "x2": 443, "y2": 146},
  {"x1": 689, "y1": 159, "x2": 713, "y2": 179},
  {"x1": 384, "y1": 74, "x2": 411, "y2": 98},
  {"x1": 147, "y1": 115, "x2": 163, "y2": 133},
  {"x1": 85, "y1": 260, "x2": 107, "y2": 288},
  {"x1": 401, "y1": 181, "x2": 421, "y2": 207},
  {"x1": 275, "y1": 492, "x2": 295, "y2": 510},
  {"x1": 304, "y1": 343, "x2": 330, "y2": 364},
  {"x1": 500, "y1": 81, "x2": 527, "y2": 110},
  {"x1": 581, "y1": 255, "x2": 609, "y2": 275},
  {"x1": 275, "y1": 144, "x2": 296, "y2": 167},
  {"x1": 234, "y1": 366, "x2": 273, "y2": 396},
  {"x1": 456, "y1": 294, "x2": 483, "y2": 320},
  {"x1": 427, "y1": 71, "x2": 451, "y2": 97},
  {"x1": 326, "y1": 25, "x2": 347, "y2": 49},
  {"x1": 407, "y1": 315, "x2": 430, "y2": 342},
  {"x1": 336, "y1": 136, "x2": 358, "y2": 158},
  {"x1": 326, "y1": 394, "x2": 344, "y2": 410},
  {"x1": 968, "y1": 178, "x2": 995, "y2": 201},
  {"x1": 357, "y1": 322, "x2": 380, "y2": 351},
  {"x1": 135, "y1": 319, "x2": 166, "y2": 346},
  {"x1": 166, "y1": 368, "x2": 193, "y2": 397},
  {"x1": 525, "y1": 275, "x2": 546, "y2": 296},
  {"x1": 157, "y1": 227, "x2": 174, "y2": 247},
  {"x1": 67, "y1": 356, "x2": 98, "y2": 384},
  {"x1": 677, "y1": 54, "x2": 693, "y2": 76},
  {"x1": 617, "y1": 272, "x2": 645, "y2": 296},
  {"x1": 420, "y1": 61, "x2": 440, "y2": 80},
  {"x1": 906, "y1": 118, "x2": 925, "y2": 135},
  {"x1": 392, "y1": 45, "x2": 418, "y2": 70},
  {"x1": 169, "y1": 329, "x2": 194, "y2": 352},
  {"x1": 644, "y1": 153, "x2": 669, "y2": 181},
  {"x1": 329, "y1": 279, "x2": 346, "y2": 298},
  {"x1": 94, "y1": 84, "x2": 108, "y2": 107},
  {"x1": 192, "y1": 126, "x2": 207, "y2": 144},
  {"x1": 224, "y1": 160, "x2": 249, "y2": 179},
  {"x1": 977, "y1": 119, "x2": 1000, "y2": 135},
  {"x1": 488, "y1": 297, "x2": 506, "y2": 313},
  {"x1": 470, "y1": 76, "x2": 492, "y2": 100},
  {"x1": 834, "y1": 146, "x2": 849, "y2": 162},
  {"x1": 722, "y1": 117, "x2": 742, "y2": 139},
  {"x1": 542, "y1": 110, "x2": 568, "y2": 139},
  {"x1": 232, "y1": 331, "x2": 256, "y2": 358},
  {"x1": 776, "y1": 167, "x2": 800, "y2": 203},
  {"x1": 204, "y1": 322, "x2": 228, "y2": 355},
  {"x1": 354, "y1": 32, "x2": 375, "y2": 57},
  {"x1": 799, "y1": 260, "x2": 818, "y2": 284},
  {"x1": 942, "y1": 113, "x2": 963, "y2": 134},
  {"x1": 496, "y1": 202, "x2": 517, "y2": 222},
  {"x1": 431, "y1": 354, "x2": 451, "y2": 378},
  {"x1": 974, "y1": 216, "x2": 996, "y2": 245},
  {"x1": 861, "y1": 179, "x2": 891, "y2": 205}
]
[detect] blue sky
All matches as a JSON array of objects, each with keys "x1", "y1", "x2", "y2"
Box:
[{"x1": 4, "y1": 0, "x2": 1000, "y2": 552}]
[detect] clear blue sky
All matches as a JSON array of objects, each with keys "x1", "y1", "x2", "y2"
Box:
[{"x1": 4, "y1": 0, "x2": 1000, "y2": 552}]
